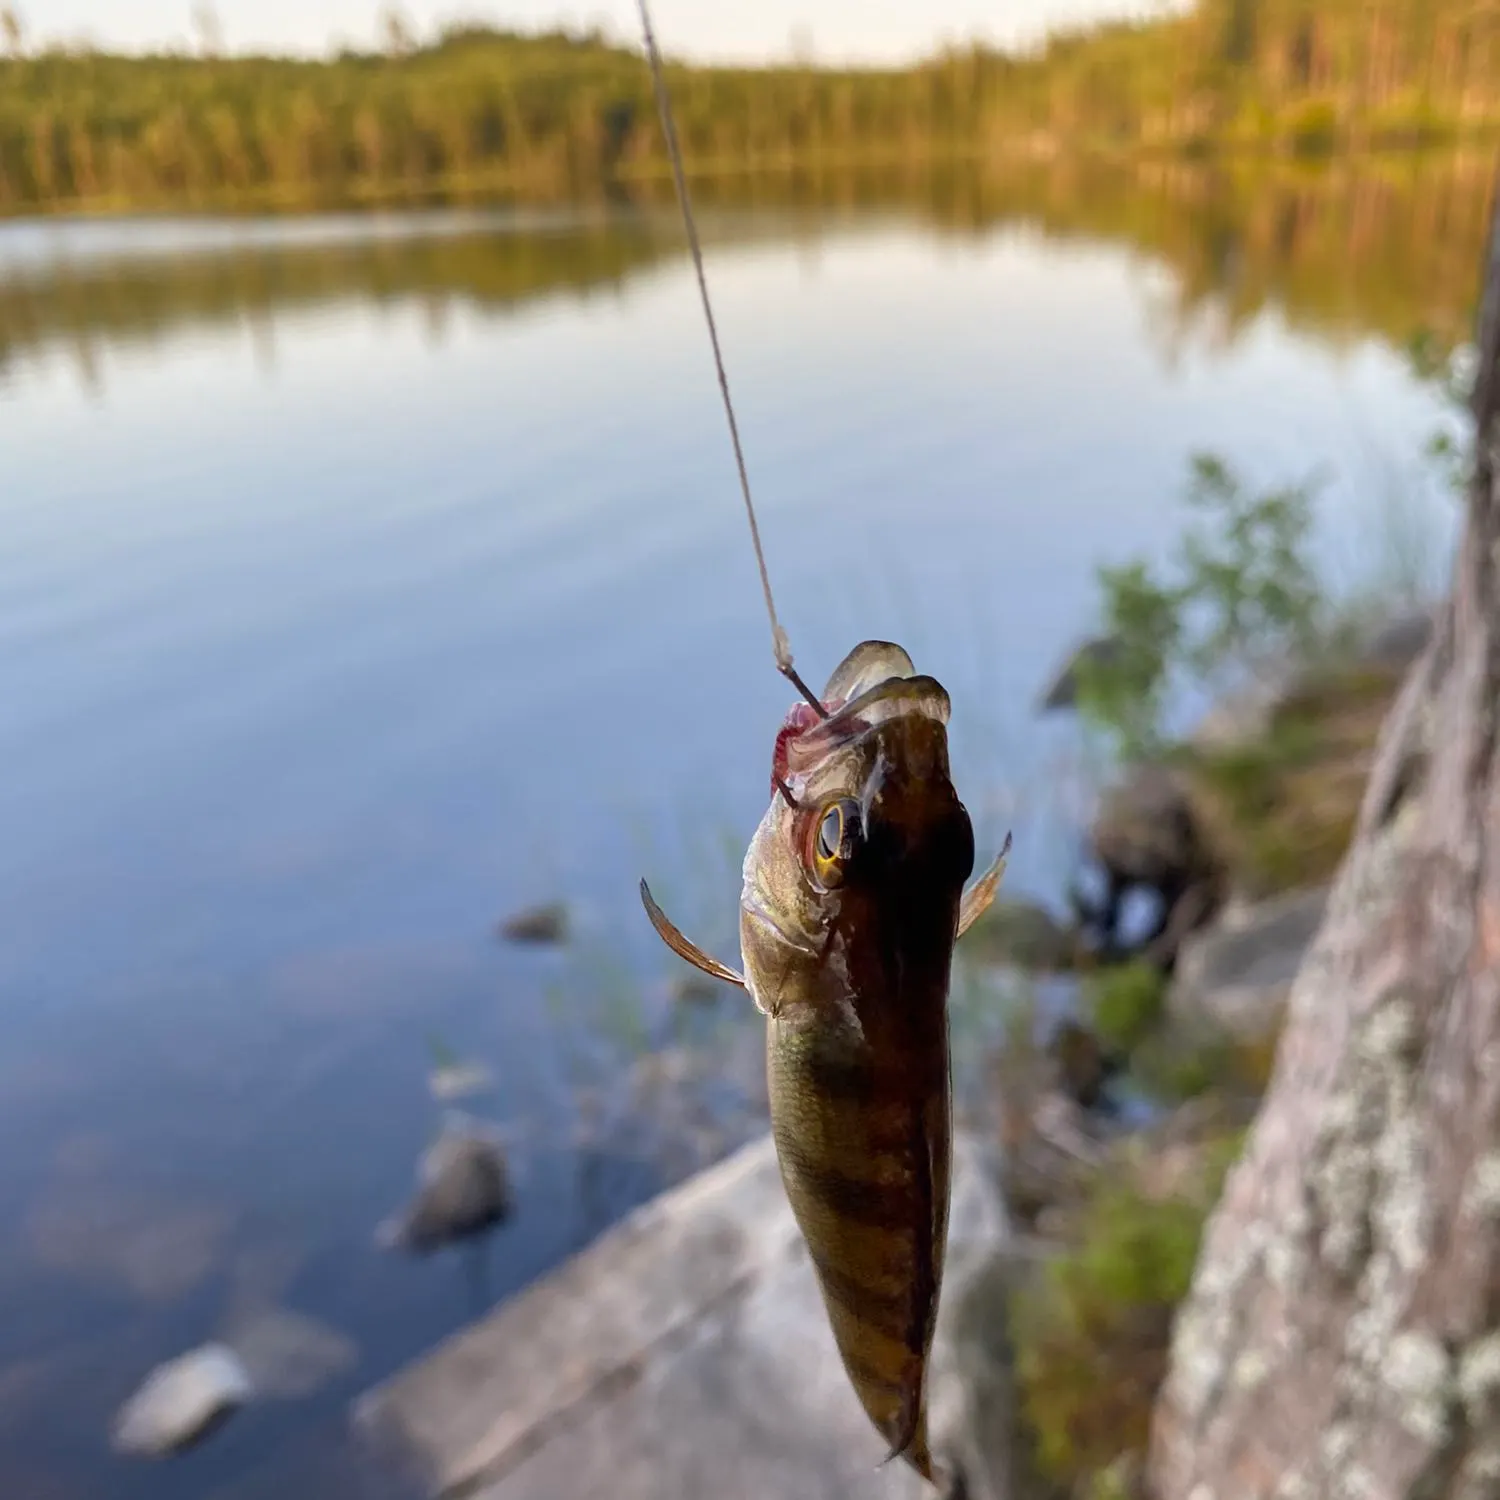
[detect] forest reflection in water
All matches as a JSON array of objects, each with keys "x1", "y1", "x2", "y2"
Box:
[{"x1": 0, "y1": 146, "x2": 1488, "y2": 393}]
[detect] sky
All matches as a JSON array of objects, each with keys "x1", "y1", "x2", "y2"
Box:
[{"x1": 23, "y1": 0, "x2": 1179, "y2": 66}]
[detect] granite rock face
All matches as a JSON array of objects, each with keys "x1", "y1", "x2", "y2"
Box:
[{"x1": 353, "y1": 1130, "x2": 1016, "y2": 1500}]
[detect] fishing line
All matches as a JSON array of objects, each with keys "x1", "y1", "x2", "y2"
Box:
[{"x1": 634, "y1": 0, "x2": 828, "y2": 720}]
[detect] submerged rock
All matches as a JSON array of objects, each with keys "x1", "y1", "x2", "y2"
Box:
[
  {"x1": 112, "y1": 1343, "x2": 253, "y2": 1457},
  {"x1": 22, "y1": 1173, "x2": 233, "y2": 1307},
  {"x1": 496, "y1": 902, "x2": 569, "y2": 946},
  {"x1": 227, "y1": 1308, "x2": 359, "y2": 1400},
  {"x1": 379, "y1": 1118, "x2": 513, "y2": 1255},
  {"x1": 428, "y1": 1059, "x2": 493, "y2": 1104}
]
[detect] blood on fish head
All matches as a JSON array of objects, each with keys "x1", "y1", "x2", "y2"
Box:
[{"x1": 770, "y1": 698, "x2": 844, "y2": 799}]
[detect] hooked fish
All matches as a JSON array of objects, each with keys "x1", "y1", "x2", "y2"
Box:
[
  {"x1": 641, "y1": 640, "x2": 1008, "y2": 1481},
  {"x1": 629, "y1": 0, "x2": 1008, "y2": 1478}
]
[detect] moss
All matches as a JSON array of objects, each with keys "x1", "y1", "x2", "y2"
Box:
[
  {"x1": 1010, "y1": 1140, "x2": 1239, "y2": 1491},
  {"x1": 1081, "y1": 1455, "x2": 1145, "y2": 1500},
  {"x1": 1131, "y1": 1017, "x2": 1280, "y2": 1106},
  {"x1": 1083, "y1": 961, "x2": 1167, "y2": 1056}
]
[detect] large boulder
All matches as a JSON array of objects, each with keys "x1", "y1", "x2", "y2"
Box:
[
  {"x1": 353, "y1": 1131, "x2": 1018, "y2": 1500},
  {"x1": 1167, "y1": 883, "x2": 1330, "y2": 1041},
  {"x1": 1090, "y1": 765, "x2": 1205, "y2": 896},
  {"x1": 1079, "y1": 764, "x2": 1223, "y2": 968}
]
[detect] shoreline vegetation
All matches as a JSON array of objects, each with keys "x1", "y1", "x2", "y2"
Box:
[
  {"x1": 2, "y1": 0, "x2": 1498, "y2": 221},
  {"x1": 959, "y1": 442, "x2": 1459, "y2": 1496}
]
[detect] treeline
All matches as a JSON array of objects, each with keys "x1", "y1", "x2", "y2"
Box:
[{"x1": 1, "y1": 1, "x2": 1497, "y2": 214}]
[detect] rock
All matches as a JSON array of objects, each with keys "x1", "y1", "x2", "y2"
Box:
[
  {"x1": 1167, "y1": 884, "x2": 1330, "y2": 1041},
  {"x1": 1122, "y1": 1095, "x2": 1257, "y2": 1203},
  {"x1": 227, "y1": 1308, "x2": 359, "y2": 1400},
  {"x1": 112, "y1": 1343, "x2": 253, "y2": 1457},
  {"x1": 1046, "y1": 1020, "x2": 1121, "y2": 1110},
  {"x1": 496, "y1": 902, "x2": 568, "y2": 946},
  {"x1": 926, "y1": 1233, "x2": 1058, "y2": 1500},
  {"x1": 959, "y1": 897, "x2": 1077, "y2": 971},
  {"x1": 1359, "y1": 604, "x2": 1433, "y2": 669},
  {"x1": 379, "y1": 1118, "x2": 513, "y2": 1255},
  {"x1": 1036, "y1": 634, "x2": 1124, "y2": 712},
  {"x1": 429, "y1": 1060, "x2": 494, "y2": 1104},
  {"x1": 353, "y1": 1130, "x2": 1014, "y2": 1500},
  {"x1": 1184, "y1": 666, "x2": 1397, "y2": 900},
  {"x1": 1081, "y1": 764, "x2": 1223, "y2": 967},
  {"x1": 998, "y1": 1086, "x2": 1107, "y2": 1237},
  {"x1": 1090, "y1": 765, "x2": 1202, "y2": 892}
]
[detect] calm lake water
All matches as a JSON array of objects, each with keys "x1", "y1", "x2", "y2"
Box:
[{"x1": 0, "y1": 182, "x2": 1464, "y2": 1497}]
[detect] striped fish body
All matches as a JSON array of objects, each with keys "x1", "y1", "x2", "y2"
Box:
[
  {"x1": 737, "y1": 642, "x2": 977, "y2": 1482},
  {"x1": 766, "y1": 978, "x2": 953, "y2": 1479}
]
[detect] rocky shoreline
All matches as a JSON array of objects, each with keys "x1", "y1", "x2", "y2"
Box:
[{"x1": 349, "y1": 602, "x2": 1435, "y2": 1500}]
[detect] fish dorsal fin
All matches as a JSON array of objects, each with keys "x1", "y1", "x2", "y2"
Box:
[{"x1": 639, "y1": 880, "x2": 746, "y2": 988}]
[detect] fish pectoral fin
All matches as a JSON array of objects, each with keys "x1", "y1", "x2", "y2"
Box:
[
  {"x1": 638, "y1": 879, "x2": 746, "y2": 988},
  {"x1": 956, "y1": 830, "x2": 1014, "y2": 940}
]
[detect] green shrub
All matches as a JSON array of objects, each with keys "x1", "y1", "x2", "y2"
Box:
[
  {"x1": 1084, "y1": 960, "x2": 1167, "y2": 1055},
  {"x1": 1012, "y1": 1184, "x2": 1206, "y2": 1484},
  {"x1": 1010, "y1": 1130, "x2": 1245, "y2": 1490},
  {"x1": 1073, "y1": 452, "x2": 1324, "y2": 762}
]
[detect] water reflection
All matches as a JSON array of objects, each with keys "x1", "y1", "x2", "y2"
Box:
[
  {"x1": 0, "y1": 150, "x2": 1489, "y2": 392},
  {"x1": 24, "y1": 1150, "x2": 235, "y2": 1308}
]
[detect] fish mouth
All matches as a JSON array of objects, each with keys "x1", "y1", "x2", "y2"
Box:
[
  {"x1": 792, "y1": 674, "x2": 971, "y2": 896},
  {"x1": 782, "y1": 673, "x2": 951, "y2": 782}
]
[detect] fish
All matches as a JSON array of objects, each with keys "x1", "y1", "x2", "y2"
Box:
[
  {"x1": 628, "y1": 3, "x2": 1008, "y2": 1480},
  {"x1": 640, "y1": 639, "x2": 1008, "y2": 1482}
]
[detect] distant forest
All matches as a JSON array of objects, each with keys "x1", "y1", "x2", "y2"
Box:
[{"x1": 1, "y1": 0, "x2": 1497, "y2": 213}]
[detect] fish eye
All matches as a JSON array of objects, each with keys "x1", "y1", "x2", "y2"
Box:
[{"x1": 811, "y1": 797, "x2": 862, "y2": 885}]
